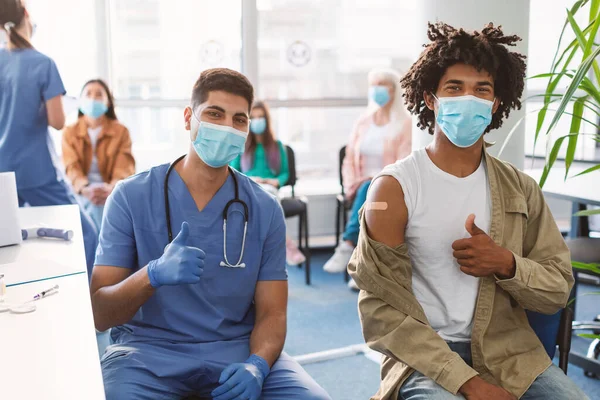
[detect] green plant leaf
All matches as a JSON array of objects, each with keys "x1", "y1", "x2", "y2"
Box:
[
  {"x1": 574, "y1": 208, "x2": 600, "y2": 216},
  {"x1": 562, "y1": 111, "x2": 600, "y2": 129},
  {"x1": 572, "y1": 260, "x2": 600, "y2": 273},
  {"x1": 543, "y1": 46, "x2": 600, "y2": 143},
  {"x1": 566, "y1": 9, "x2": 600, "y2": 82},
  {"x1": 584, "y1": 18, "x2": 600, "y2": 82},
  {"x1": 525, "y1": 94, "x2": 600, "y2": 117},
  {"x1": 533, "y1": 0, "x2": 588, "y2": 153},
  {"x1": 553, "y1": 22, "x2": 593, "y2": 71},
  {"x1": 536, "y1": 15, "x2": 598, "y2": 145},
  {"x1": 591, "y1": 0, "x2": 600, "y2": 20},
  {"x1": 564, "y1": 100, "x2": 584, "y2": 176},
  {"x1": 578, "y1": 333, "x2": 600, "y2": 340},
  {"x1": 573, "y1": 164, "x2": 600, "y2": 177},
  {"x1": 534, "y1": 73, "x2": 567, "y2": 151},
  {"x1": 496, "y1": 99, "x2": 599, "y2": 159},
  {"x1": 539, "y1": 133, "x2": 580, "y2": 187}
]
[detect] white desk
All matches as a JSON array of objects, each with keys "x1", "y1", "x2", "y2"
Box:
[
  {"x1": 0, "y1": 205, "x2": 87, "y2": 272},
  {"x1": 0, "y1": 205, "x2": 105, "y2": 399},
  {"x1": 524, "y1": 168, "x2": 600, "y2": 237}
]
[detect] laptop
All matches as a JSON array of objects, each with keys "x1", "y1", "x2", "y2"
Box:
[{"x1": 0, "y1": 172, "x2": 22, "y2": 248}]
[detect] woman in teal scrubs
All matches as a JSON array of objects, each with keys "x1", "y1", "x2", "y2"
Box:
[
  {"x1": 0, "y1": 1, "x2": 97, "y2": 275},
  {"x1": 230, "y1": 101, "x2": 306, "y2": 266}
]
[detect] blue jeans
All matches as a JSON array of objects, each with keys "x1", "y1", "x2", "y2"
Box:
[
  {"x1": 399, "y1": 342, "x2": 589, "y2": 399},
  {"x1": 18, "y1": 180, "x2": 99, "y2": 279},
  {"x1": 342, "y1": 179, "x2": 371, "y2": 245},
  {"x1": 79, "y1": 195, "x2": 104, "y2": 232}
]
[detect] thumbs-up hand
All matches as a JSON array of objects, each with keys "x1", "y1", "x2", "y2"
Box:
[
  {"x1": 465, "y1": 214, "x2": 486, "y2": 237},
  {"x1": 452, "y1": 214, "x2": 516, "y2": 279},
  {"x1": 147, "y1": 222, "x2": 206, "y2": 288}
]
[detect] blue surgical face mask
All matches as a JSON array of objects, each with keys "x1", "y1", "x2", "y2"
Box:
[
  {"x1": 433, "y1": 94, "x2": 494, "y2": 148},
  {"x1": 250, "y1": 118, "x2": 266, "y2": 135},
  {"x1": 80, "y1": 98, "x2": 108, "y2": 119},
  {"x1": 369, "y1": 85, "x2": 391, "y2": 107},
  {"x1": 191, "y1": 114, "x2": 248, "y2": 168}
]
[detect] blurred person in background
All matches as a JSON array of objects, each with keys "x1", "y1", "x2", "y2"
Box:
[
  {"x1": 324, "y1": 67, "x2": 412, "y2": 289},
  {"x1": 231, "y1": 101, "x2": 306, "y2": 266},
  {"x1": 62, "y1": 79, "x2": 135, "y2": 231},
  {"x1": 0, "y1": 0, "x2": 97, "y2": 277}
]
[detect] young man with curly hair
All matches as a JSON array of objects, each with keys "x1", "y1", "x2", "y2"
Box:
[{"x1": 348, "y1": 22, "x2": 588, "y2": 400}]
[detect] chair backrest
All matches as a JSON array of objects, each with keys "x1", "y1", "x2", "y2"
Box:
[
  {"x1": 527, "y1": 273, "x2": 576, "y2": 370},
  {"x1": 339, "y1": 146, "x2": 346, "y2": 195},
  {"x1": 284, "y1": 145, "x2": 297, "y2": 195},
  {"x1": 526, "y1": 309, "x2": 562, "y2": 360}
]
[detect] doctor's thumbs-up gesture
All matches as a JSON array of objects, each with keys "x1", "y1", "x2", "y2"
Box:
[
  {"x1": 452, "y1": 214, "x2": 516, "y2": 280},
  {"x1": 147, "y1": 222, "x2": 206, "y2": 287}
]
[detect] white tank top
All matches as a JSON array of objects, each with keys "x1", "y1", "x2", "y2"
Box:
[
  {"x1": 377, "y1": 148, "x2": 491, "y2": 341},
  {"x1": 360, "y1": 122, "x2": 392, "y2": 177}
]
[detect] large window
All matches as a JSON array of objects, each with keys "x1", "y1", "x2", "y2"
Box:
[
  {"x1": 257, "y1": 0, "x2": 416, "y2": 100},
  {"x1": 26, "y1": 0, "x2": 599, "y2": 180},
  {"x1": 108, "y1": 0, "x2": 242, "y2": 100},
  {"x1": 255, "y1": 0, "x2": 417, "y2": 177},
  {"x1": 27, "y1": 0, "x2": 99, "y2": 96}
]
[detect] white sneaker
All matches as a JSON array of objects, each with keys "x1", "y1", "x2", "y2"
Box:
[
  {"x1": 347, "y1": 278, "x2": 359, "y2": 291},
  {"x1": 323, "y1": 242, "x2": 354, "y2": 273}
]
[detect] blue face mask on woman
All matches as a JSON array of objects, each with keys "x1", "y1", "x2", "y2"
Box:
[
  {"x1": 250, "y1": 118, "x2": 266, "y2": 135},
  {"x1": 433, "y1": 94, "x2": 494, "y2": 148},
  {"x1": 79, "y1": 98, "x2": 108, "y2": 119},
  {"x1": 192, "y1": 114, "x2": 248, "y2": 168},
  {"x1": 369, "y1": 85, "x2": 391, "y2": 107}
]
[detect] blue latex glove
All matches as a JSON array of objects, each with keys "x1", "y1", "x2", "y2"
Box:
[
  {"x1": 147, "y1": 222, "x2": 205, "y2": 287},
  {"x1": 211, "y1": 355, "x2": 270, "y2": 400}
]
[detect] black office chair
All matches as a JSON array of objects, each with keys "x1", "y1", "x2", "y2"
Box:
[
  {"x1": 566, "y1": 230, "x2": 600, "y2": 378},
  {"x1": 557, "y1": 303, "x2": 575, "y2": 373},
  {"x1": 335, "y1": 146, "x2": 353, "y2": 282},
  {"x1": 280, "y1": 145, "x2": 311, "y2": 285},
  {"x1": 527, "y1": 279, "x2": 575, "y2": 374}
]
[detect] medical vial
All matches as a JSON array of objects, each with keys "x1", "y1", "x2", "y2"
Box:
[{"x1": 0, "y1": 274, "x2": 6, "y2": 302}]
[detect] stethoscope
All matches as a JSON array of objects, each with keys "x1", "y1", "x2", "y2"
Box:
[{"x1": 164, "y1": 155, "x2": 248, "y2": 268}]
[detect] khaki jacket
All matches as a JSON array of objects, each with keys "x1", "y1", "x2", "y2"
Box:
[
  {"x1": 347, "y1": 150, "x2": 573, "y2": 400},
  {"x1": 62, "y1": 118, "x2": 135, "y2": 193}
]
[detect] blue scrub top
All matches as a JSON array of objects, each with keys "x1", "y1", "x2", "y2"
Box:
[
  {"x1": 95, "y1": 164, "x2": 288, "y2": 344},
  {"x1": 0, "y1": 49, "x2": 66, "y2": 190}
]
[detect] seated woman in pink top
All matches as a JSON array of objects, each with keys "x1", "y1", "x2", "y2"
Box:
[{"x1": 324, "y1": 68, "x2": 412, "y2": 289}]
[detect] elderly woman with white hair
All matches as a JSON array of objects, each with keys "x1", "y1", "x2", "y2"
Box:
[{"x1": 324, "y1": 67, "x2": 412, "y2": 287}]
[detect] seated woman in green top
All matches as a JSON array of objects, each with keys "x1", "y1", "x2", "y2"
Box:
[{"x1": 231, "y1": 101, "x2": 306, "y2": 266}]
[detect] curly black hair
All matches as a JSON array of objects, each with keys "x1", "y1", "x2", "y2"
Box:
[{"x1": 400, "y1": 22, "x2": 527, "y2": 135}]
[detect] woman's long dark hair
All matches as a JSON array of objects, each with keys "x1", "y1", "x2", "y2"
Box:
[
  {"x1": 241, "y1": 101, "x2": 281, "y2": 174},
  {"x1": 78, "y1": 79, "x2": 118, "y2": 120},
  {"x1": 0, "y1": 0, "x2": 33, "y2": 49}
]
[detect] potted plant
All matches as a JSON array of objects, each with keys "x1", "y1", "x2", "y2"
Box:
[{"x1": 503, "y1": 0, "x2": 600, "y2": 345}]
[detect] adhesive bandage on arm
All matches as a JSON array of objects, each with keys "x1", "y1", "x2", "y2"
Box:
[{"x1": 366, "y1": 201, "x2": 388, "y2": 211}]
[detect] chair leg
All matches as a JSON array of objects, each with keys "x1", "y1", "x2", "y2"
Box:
[
  {"x1": 304, "y1": 210, "x2": 311, "y2": 285},
  {"x1": 297, "y1": 214, "x2": 303, "y2": 269},
  {"x1": 342, "y1": 206, "x2": 348, "y2": 230},
  {"x1": 558, "y1": 306, "x2": 574, "y2": 374},
  {"x1": 342, "y1": 206, "x2": 350, "y2": 283},
  {"x1": 335, "y1": 202, "x2": 341, "y2": 248}
]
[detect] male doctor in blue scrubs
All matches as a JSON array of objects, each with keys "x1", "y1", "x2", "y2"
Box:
[{"x1": 90, "y1": 68, "x2": 330, "y2": 400}]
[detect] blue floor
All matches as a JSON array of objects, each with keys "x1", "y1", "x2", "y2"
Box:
[{"x1": 285, "y1": 250, "x2": 600, "y2": 400}]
